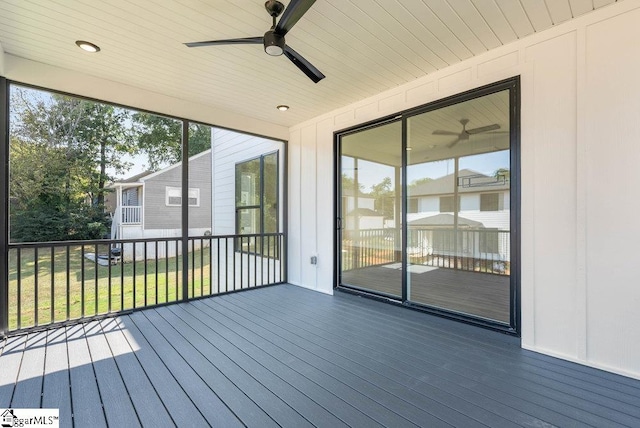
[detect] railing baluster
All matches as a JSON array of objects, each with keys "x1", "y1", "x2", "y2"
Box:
[
  {"x1": 216, "y1": 238, "x2": 221, "y2": 295},
  {"x1": 108, "y1": 243, "x2": 112, "y2": 313},
  {"x1": 261, "y1": 235, "x2": 265, "y2": 287},
  {"x1": 253, "y1": 236, "x2": 257, "y2": 288},
  {"x1": 50, "y1": 246, "x2": 55, "y2": 323},
  {"x1": 201, "y1": 238, "x2": 204, "y2": 296},
  {"x1": 17, "y1": 249, "x2": 21, "y2": 330},
  {"x1": 175, "y1": 240, "x2": 179, "y2": 301},
  {"x1": 133, "y1": 243, "x2": 137, "y2": 308},
  {"x1": 34, "y1": 247, "x2": 39, "y2": 326},
  {"x1": 144, "y1": 242, "x2": 148, "y2": 307},
  {"x1": 81, "y1": 245, "x2": 85, "y2": 318},
  {"x1": 267, "y1": 235, "x2": 271, "y2": 284},
  {"x1": 94, "y1": 243, "x2": 99, "y2": 316},
  {"x1": 164, "y1": 240, "x2": 168, "y2": 301},
  {"x1": 240, "y1": 236, "x2": 244, "y2": 290},
  {"x1": 155, "y1": 241, "x2": 159, "y2": 305},
  {"x1": 224, "y1": 238, "x2": 228, "y2": 293},
  {"x1": 66, "y1": 245, "x2": 70, "y2": 321},
  {"x1": 191, "y1": 239, "x2": 195, "y2": 298},
  {"x1": 209, "y1": 237, "x2": 213, "y2": 296},
  {"x1": 120, "y1": 241, "x2": 124, "y2": 311}
]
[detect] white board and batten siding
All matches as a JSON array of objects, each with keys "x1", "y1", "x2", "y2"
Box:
[
  {"x1": 289, "y1": 1, "x2": 640, "y2": 380},
  {"x1": 211, "y1": 128, "x2": 285, "y2": 236}
]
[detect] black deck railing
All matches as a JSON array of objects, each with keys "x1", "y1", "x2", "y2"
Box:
[
  {"x1": 343, "y1": 228, "x2": 509, "y2": 274},
  {"x1": 3, "y1": 233, "x2": 284, "y2": 334}
]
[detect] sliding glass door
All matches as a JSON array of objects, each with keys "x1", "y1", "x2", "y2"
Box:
[
  {"x1": 406, "y1": 89, "x2": 511, "y2": 323},
  {"x1": 337, "y1": 79, "x2": 518, "y2": 330},
  {"x1": 339, "y1": 120, "x2": 403, "y2": 298}
]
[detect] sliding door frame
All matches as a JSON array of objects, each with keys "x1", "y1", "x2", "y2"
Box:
[{"x1": 334, "y1": 77, "x2": 521, "y2": 335}]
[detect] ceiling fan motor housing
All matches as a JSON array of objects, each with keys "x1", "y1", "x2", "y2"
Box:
[{"x1": 264, "y1": 30, "x2": 285, "y2": 56}]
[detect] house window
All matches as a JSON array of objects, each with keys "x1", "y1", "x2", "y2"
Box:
[
  {"x1": 165, "y1": 187, "x2": 200, "y2": 207},
  {"x1": 439, "y1": 195, "x2": 459, "y2": 212},
  {"x1": 480, "y1": 193, "x2": 500, "y2": 211},
  {"x1": 235, "y1": 151, "x2": 279, "y2": 255}
]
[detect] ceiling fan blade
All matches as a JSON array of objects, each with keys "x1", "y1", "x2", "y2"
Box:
[
  {"x1": 283, "y1": 45, "x2": 325, "y2": 83},
  {"x1": 466, "y1": 124, "x2": 500, "y2": 134},
  {"x1": 184, "y1": 37, "x2": 263, "y2": 48},
  {"x1": 447, "y1": 138, "x2": 462, "y2": 148},
  {"x1": 276, "y1": 0, "x2": 316, "y2": 36},
  {"x1": 432, "y1": 130, "x2": 459, "y2": 136}
]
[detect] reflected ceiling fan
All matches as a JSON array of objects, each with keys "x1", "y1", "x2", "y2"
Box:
[
  {"x1": 432, "y1": 119, "x2": 502, "y2": 148},
  {"x1": 184, "y1": 0, "x2": 325, "y2": 83}
]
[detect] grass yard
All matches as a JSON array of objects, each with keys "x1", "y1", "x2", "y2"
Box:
[{"x1": 7, "y1": 244, "x2": 215, "y2": 330}]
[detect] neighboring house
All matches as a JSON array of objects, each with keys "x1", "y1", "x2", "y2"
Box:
[
  {"x1": 407, "y1": 168, "x2": 510, "y2": 229},
  {"x1": 106, "y1": 150, "x2": 212, "y2": 259},
  {"x1": 345, "y1": 207, "x2": 384, "y2": 231},
  {"x1": 407, "y1": 168, "x2": 510, "y2": 261},
  {"x1": 342, "y1": 188, "x2": 382, "y2": 230}
]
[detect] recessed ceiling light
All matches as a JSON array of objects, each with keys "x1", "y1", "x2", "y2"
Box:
[
  {"x1": 75, "y1": 40, "x2": 100, "y2": 53},
  {"x1": 276, "y1": 105, "x2": 289, "y2": 111}
]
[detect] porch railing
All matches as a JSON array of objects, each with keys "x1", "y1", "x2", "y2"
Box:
[
  {"x1": 342, "y1": 228, "x2": 510, "y2": 274},
  {"x1": 120, "y1": 205, "x2": 142, "y2": 224},
  {"x1": 4, "y1": 233, "x2": 284, "y2": 334}
]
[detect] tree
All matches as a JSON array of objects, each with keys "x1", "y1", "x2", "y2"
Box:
[
  {"x1": 370, "y1": 177, "x2": 395, "y2": 220},
  {"x1": 132, "y1": 113, "x2": 211, "y2": 170},
  {"x1": 494, "y1": 168, "x2": 510, "y2": 182},
  {"x1": 341, "y1": 174, "x2": 364, "y2": 194},
  {"x1": 9, "y1": 87, "x2": 135, "y2": 241}
]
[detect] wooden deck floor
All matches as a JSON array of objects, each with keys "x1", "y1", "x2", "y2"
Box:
[
  {"x1": 342, "y1": 265, "x2": 510, "y2": 323},
  {"x1": 1, "y1": 284, "x2": 639, "y2": 427}
]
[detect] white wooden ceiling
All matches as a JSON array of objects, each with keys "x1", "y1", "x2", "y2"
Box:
[{"x1": 0, "y1": 0, "x2": 619, "y2": 127}]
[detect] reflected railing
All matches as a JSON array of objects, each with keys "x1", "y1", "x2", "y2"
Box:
[
  {"x1": 6, "y1": 233, "x2": 285, "y2": 333},
  {"x1": 342, "y1": 228, "x2": 509, "y2": 274}
]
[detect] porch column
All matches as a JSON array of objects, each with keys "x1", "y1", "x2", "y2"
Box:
[{"x1": 0, "y1": 78, "x2": 8, "y2": 336}]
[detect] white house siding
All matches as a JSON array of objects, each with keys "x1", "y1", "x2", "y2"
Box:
[
  {"x1": 211, "y1": 128, "x2": 284, "y2": 235},
  {"x1": 288, "y1": 1, "x2": 640, "y2": 380}
]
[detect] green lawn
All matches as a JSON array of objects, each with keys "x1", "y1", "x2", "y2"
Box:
[{"x1": 7, "y1": 244, "x2": 214, "y2": 330}]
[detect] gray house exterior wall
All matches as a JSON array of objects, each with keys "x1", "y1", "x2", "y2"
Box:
[{"x1": 143, "y1": 151, "x2": 212, "y2": 231}]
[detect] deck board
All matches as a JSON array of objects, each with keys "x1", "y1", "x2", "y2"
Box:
[
  {"x1": 99, "y1": 318, "x2": 173, "y2": 428},
  {"x1": 161, "y1": 304, "x2": 346, "y2": 428},
  {"x1": 41, "y1": 329, "x2": 72, "y2": 425},
  {"x1": 186, "y1": 300, "x2": 386, "y2": 428},
  {"x1": 261, "y1": 286, "x2": 636, "y2": 427},
  {"x1": 127, "y1": 311, "x2": 245, "y2": 428},
  {"x1": 66, "y1": 324, "x2": 107, "y2": 428},
  {"x1": 11, "y1": 331, "x2": 46, "y2": 408},
  {"x1": 1, "y1": 284, "x2": 640, "y2": 428},
  {"x1": 84, "y1": 321, "x2": 140, "y2": 427}
]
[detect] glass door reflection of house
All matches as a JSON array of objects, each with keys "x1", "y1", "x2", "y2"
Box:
[
  {"x1": 338, "y1": 120, "x2": 403, "y2": 298},
  {"x1": 406, "y1": 89, "x2": 511, "y2": 324},
  {"x1": 337, "y1": 80, "x2": 518, "y2": 329}
]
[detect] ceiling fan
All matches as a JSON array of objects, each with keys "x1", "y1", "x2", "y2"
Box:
[
  {"x1": 432, "y1": 119, "x2": 502, "y2": 148},
  {"x1": 184, "y1": 0, "x2": 325, "y2": 83}
]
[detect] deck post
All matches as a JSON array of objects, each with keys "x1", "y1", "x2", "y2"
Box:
[
  {"x1": 0, "y1": 78, "x2": 9, "y2": 335},
  {"x1": 181, "y1": 120, "x2": 189, "y2": 301}
]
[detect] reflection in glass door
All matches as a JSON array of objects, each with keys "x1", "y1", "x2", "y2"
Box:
[
  {"x1": 407, "y1": 89, "x2": 511, "y2": 323},
  {"x1": 339, "y1": 121, "x2": 402, "y2": 297},
  {"x1": 336, "y1": 80, "x2": 517, "y2": 329}
]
